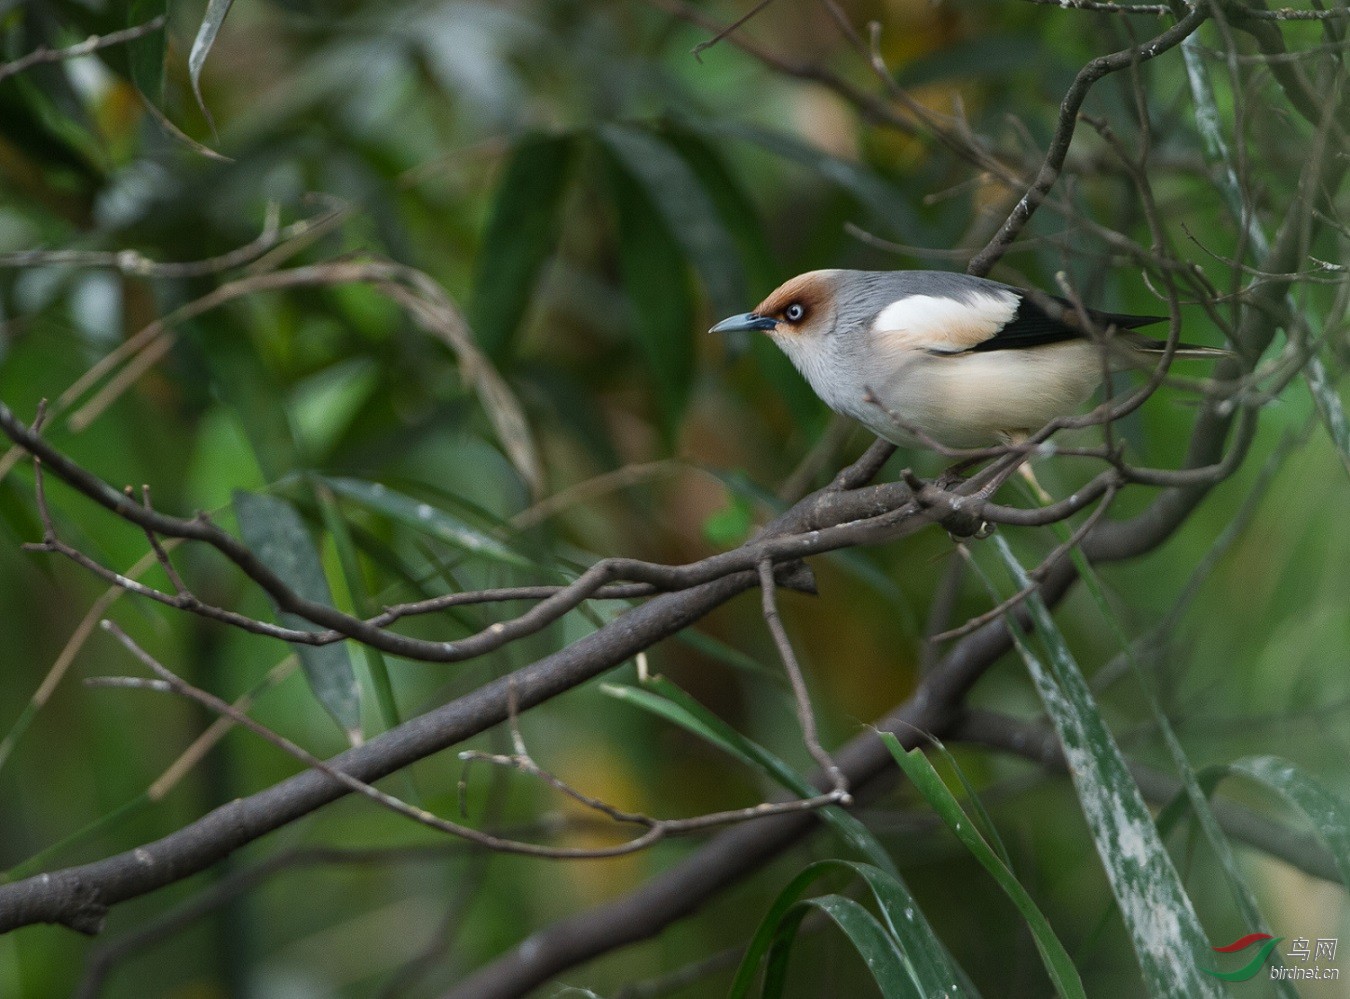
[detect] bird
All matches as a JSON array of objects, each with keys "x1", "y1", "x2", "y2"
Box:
[{"x1": 710, "y1": 269, "x2": 1227, "y2": 456}]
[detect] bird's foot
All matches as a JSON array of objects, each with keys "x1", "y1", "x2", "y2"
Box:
[{"x1": 946, "y1": 519, "x2": 995, "y2": 543}]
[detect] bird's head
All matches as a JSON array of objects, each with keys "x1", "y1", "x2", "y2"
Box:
[{"x1": 708, "y1": 269, "x2": 843, "y2": 343}]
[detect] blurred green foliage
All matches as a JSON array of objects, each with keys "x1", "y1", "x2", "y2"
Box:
[{"x1": 0, "y1": 0, "x2": 1347, "y2": 996}]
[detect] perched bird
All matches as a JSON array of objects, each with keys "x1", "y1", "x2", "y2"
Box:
[{"x1": 711, "y1": 269, "x2": 1225, "y2": 453}]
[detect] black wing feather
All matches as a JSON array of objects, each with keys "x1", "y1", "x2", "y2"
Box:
[{"x1": 968, "y1": 294, "x2": 1165, "y2": 353}]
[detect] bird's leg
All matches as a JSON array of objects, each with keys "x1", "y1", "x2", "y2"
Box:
[
  {"x1": 1018, "y1": 462, "x2": 1053, "y2": 505},
  {"x1": 933, "y1": 434, "x2": 1054, "y2": 542},
  {"x1": 1003, "y1": 431, "x2": 1054, "y2": 505},
  {"x1": 968, "y1": 431, "x2": 1052, "y2": 505}
]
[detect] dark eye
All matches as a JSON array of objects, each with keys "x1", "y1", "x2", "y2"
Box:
[{"x1": 784, "y1": 302, "x2": 805, "y2": 322}]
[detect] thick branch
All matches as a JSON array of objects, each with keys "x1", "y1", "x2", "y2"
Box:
[{"x1": 0, "y1": 568, "x2": 759, "y2": 934}]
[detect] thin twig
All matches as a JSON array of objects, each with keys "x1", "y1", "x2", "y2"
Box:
[
  {"x1": 99, "y1": 622, "x2": 659, "y2": 858},
  {"x1": 0, "y1": 17, "x2": 166, "y2": 86},
  {"x1": 690, "y1": 0, "x2": 779, "y2": 60},
  {"x1": 1018, "y1": 0, "x2": 1171, "y2": 12},
  {"x1": 757, "y1": 560, "x2": 849, "y2": 798},
  {"x1": 967, "y1": 5, "x2": 1210, "y2": 276},
  {"x1": 102, "y1": 622, "x2": 851, "y2": 861}
]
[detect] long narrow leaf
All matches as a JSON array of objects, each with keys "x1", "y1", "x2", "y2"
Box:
[
  {"x1": 234, "y1": 490, "x2": 361, "y2": 743},
  {"x1": 1065, "y1": 545, "x2": 1295, "y2": 997},
  {"x1": 985, "y1": 535, "x2": 1225, "y2": 998},
  {"x1": 126, "y1": 0, "x2": 167, "y2": 106},
  {"x1": 1182, "y1": 38, "x2": 1349, "y2": 477},
  {"x1": 600, "y1": 677, "x2": 893, "y2": 875},
  {"x1": 764, "y1": 895, "x2": 915, "y2": 999},
  {"x1": 660, "y1": 121, "x2": 776, "y2": 295},
  {"x1": 685, "y1": 118, "x2": 918, "y2": 235},
  {"x1": 1206, "y1": 758, "x2": 1350, "y2": 887},
  {"x1": 884, "y1": 732, "x2": 1086, "y2": 999},
  {"x1": 598, "y1": 141, "x2": 696, "y2": 431},
  {"x1": 312, "y1": 478, "x2": 401, "y2": 735},
  {"x1": 730, "y1": 859, "x2": 971, "y2": 999},
  {"x1": 1304, "y1": 356, "x2": 1350, "y2": 478},
  {"x1": 187, "y1": 0, "x2": 235, "y2": 129},
  {"x1": 469, "y1": 133, "x2": 575, "y2": 362},
  {"x1": 320, "y1": 476, "x2": 535, "y2": 569},
  {"x1": 598, "y1": 123, "x2": 747, "y2": 318},
  {"x1": 603, "y1": 677, "x2": 980, "y2": 995}
]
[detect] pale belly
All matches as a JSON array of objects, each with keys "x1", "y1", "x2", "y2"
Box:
[{"x1": 854, "y1": 341, "x2": 1107, "y2": 449}]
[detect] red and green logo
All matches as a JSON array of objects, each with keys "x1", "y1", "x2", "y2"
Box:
[{"x1": 1204, "y1": 933, "x2": 1283, "y2": 981}]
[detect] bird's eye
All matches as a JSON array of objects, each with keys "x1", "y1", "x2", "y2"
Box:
[{"x1": 784, "y1": 302, "x2": 805, "y2": 322}]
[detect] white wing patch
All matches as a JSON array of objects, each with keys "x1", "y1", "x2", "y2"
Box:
[{"x1": 871, "y1": 290, "x2": 1019, "y2": 354}]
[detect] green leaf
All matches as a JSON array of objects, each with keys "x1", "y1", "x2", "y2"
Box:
[
  {"x1": 1304, "y1": 355, "x2": 1350, "y2": 479},
  {"x1": 288, "y1": 358, "x2": 381, "y2": 464},
  {"x1": 187, "y1": 0, "x2": 236, "y2": 129},
  {"x1": 127, "y1": 0, "x2": 167, "y2": 107},
  {"x1": 660, "y1": 120, "x2": 776, "y2": 295},
  {"x1": 319, "y1": 476, "x2": 535, "y2": 570},
  {"x1": 1182, "y1": 36, "x2": 1345, "y2": 478},
  {"x1": 233, "y1": 490, "x2": 361, "y2": 744},
  {"x1": 927, "y1": 738, "x2": 1012, "y2": 870},
  {"x1": 195, "y1": 322, "x2": 297, "y2": 483},
  {"x1": 599, "y1": 143, "x2": 696, "y2": 432},
  {"x1": 597, "y1": 123, "x2": 747, "y2": 318},
  {"x1": 730, "y1": 859, "x2": 971, "y2": 999},
  {"x1": 311, "y1": 478, "x2": 401, "y2": 737},
  {"x1": 1189, "y1": 757, "x2": 1350, "y2": 888},
  {"x1": 469, "y1": 133, "x2": 575, "y2": 362},
  {"x1": 884, "y1": 733, "x2": 1086, "y2": 999},
  {"x1": 766, "y1": 895, "x2": 915, "y2": 999},
  {"x1": 984, "y1": 535, "x2": 1225, "y2": 999},
  {"x1": 1064, "y1": 543, "x2": 1297, "y2": 997}
]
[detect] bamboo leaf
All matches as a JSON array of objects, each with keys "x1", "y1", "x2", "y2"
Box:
[
  {"x1": 1182, "y1": 37, "x2": 1348, "y2": 478},
  {"x1": 187, "y1": 0, "x2": 235, "y2": 130},
  {"x1": 1065, "y1": 544, "x2": 1296, "y2": 997},
  {"x1": 126, "y1": 0, "x2": 167, "y2": 106},
  {"x1": 730, "y1": 859, "x2": 971, "y2": 999},
  {"x1": 469, "y1": 133, "x2": 575, "y2": 362},
  {"x1": 598, "y1": 123, "x2": 747, "y2": 318},
  {"x1": 884, "y1": 732, "x2": 1086, "y2": 999},
  {"x1": 984, "y1": 535, "x2": 1225, "y2": 999},
  {"x1": 660, "y1": 120, "x2": 776, "y2": 295},
  {"x1": 764, "y1": 895, "x2": 914, "y2": 999},
  {"x1": 598, "y1": 142, "x2": 696, "y2": 431},
  {"x1": 1201, "y1": 757, "x2": 1350, "y2": 888},
  {"x1": 233, "y1": 490, "x2": 361, "y2": 744},
  {"x1": 311, "y1": 478, "x2": 401, "y2": 736},
  {"x1": 320, "y1": 476, "x2": 535, "y2": 570},
  {"x1": 1304, "y1": 355, "x2": 1350, "y2": 479},
  {"x1": 685, "y1": 119, "x2": 918, "y2": 235},
  {"x1": 601, "y1": 676, "x2": 896, "y2": 875}
]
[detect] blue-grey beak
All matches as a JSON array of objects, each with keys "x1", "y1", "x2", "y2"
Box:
[{"x1": 709, "y1": 312, "x2": 777, "y2": 335}]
